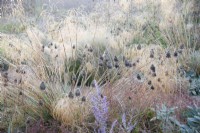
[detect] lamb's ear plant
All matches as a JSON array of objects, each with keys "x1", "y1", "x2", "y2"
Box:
[
  {"x1": 176, "y1": 105, "x2": 200, "y2": 133},
  {"x1": 151, "y1": 104, "x2": 179, "y2": 133}
]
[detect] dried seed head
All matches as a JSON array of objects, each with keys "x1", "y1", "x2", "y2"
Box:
[
  {"x1": 81, "y1": 96, "x2": 86, "y2": 102},
  {"x1": 100, "y1": 56, "x2": 104, "y2": 60},
  {"x1": 150, "y1": 86, "x2": 155, "y2": 90},
  {"x1": 125, "y1": 60, "x2": 130, "y2": 67},
  {"x1": 150, "y1": 49, "x2": 154, "y2": 58},
  {"x1": 88, "y1": 48, "x2": 93, "y2": 52},
  {"x1": 152, "y1": 72, "x2": 157, "y2": 77},
  {"x1": 40, "y1": 82, "x2": 46, "y2": 91},
  {"x1": 137, "y1": 44, "x2": 141, "y2": 50},
  {"x1": 68, "y1": 91, "x2": 74, "y2": 99},
  {"x1": 150, "y1": 64, "x2": 156, "y2": 72},
  {"x1": 114, "y1": 56, "x2": 118, "y2": 62},
  {"x1": 166, "y1": 51, "x2": 171, "y2": 58},
  {"x1": 72, "y1": 45, "x2": 75, "y2": 49},
  {"x1": 174, "y1": 51, "x2": 178, "y2": 57},
  {"x1": 137, "y1": 74, "x2": 141, "y2": 80},
  {"x1": 157, "y1": 78, "x2": 161, "y2": 82},
  {"x1": 136, "y1": 59, "x2": 140, "y2": 63},
  {"x1": 19, "y1": 91, "x2": 23, "y2": 95},
  {"x1": 99, "y1": 60, "x2": 103, "y2": 66},
  {"x1": 26, "y1": 119, "x2": 31, "y2": 125},
  {"x1": 148, "y1": 80, "x2": 152, "y2": 85},
  {"x1": 128, "y1": 96, "x2": 132, "y2": 100},
  {"x1": 115, "y1": 62, "x2": 119, "y2": 68},
  {"x1": 75, "y1": 89, "x2": 81, "y2": 97}
]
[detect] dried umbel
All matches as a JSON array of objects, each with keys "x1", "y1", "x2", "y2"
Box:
[
  {"x1": 150, "y1": 85, "x2": 155, "y2": 90},
  {"x1": 115, "y1": 62, "x2": 119, "y2": 68},
  {"x1": 40, "y1": 82, "x2": 46, "y2": 91},
  {"x1": 125, "y1": 60, "x2": 130, "y2": 67},
  {"x1": 150, "y1": 64, "x2": 156, "y2": 72},
  {"x1": 150, "y1": 49, "x2": 154, "y2": 58},
  {"x1": 148, "y1": 80, "x2": 152, "y2": 85},
  {"x1": 114, "y1": 56, "x2": 118, "y2": 62},
  {"x1": 75, "y1": 89, "x2": 81, "y2": 97},
  {"x1": 81, "y1": 96, "x2": 86, "y2": 102},
  {"x1": 68, "y1": 91, "x2": 74, "y2": 99},
  {"x1": 174, "y1": 51, "x2": 178, "y2": 57},
  {"x1": 166, "y1": 51, "x2": 171, "y2": 58},
  {"x1": 137, "y1": 74, "x2": 141, "y2": 80}
]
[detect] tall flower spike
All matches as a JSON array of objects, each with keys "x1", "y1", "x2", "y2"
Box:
[{"x1": 90, "y1": 80, "x2": 109, "y2": 133}]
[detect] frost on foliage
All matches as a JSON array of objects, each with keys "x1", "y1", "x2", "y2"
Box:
[{"x1": 90, "y1": 80, "x2": 109, "y2": 133}]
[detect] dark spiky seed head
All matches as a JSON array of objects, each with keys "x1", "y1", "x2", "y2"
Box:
[
  {"x1": 148, "y1": 80, "x2": 152, "y2": 85},
  {"x1": 137, "y1": 74, "x2": 141, "y2": 80},
  {"x1": 40, "y1": 82, "x2": 46, "y2": 91},
  {"x1": 137, "y1": 44, "x2": 141, "y2": 50},
  {"x1": 174, "y1": 51, "x2": 178, "y2": 57},
  {"x1": 26, "y1": 119, "x2": 30, "y2": 125},
  {"x1": 150, "y1": 64, "x2": 156, "y2": 72},
  {"x1": 136, "y1": 59, "x2": 140, "y2": 63},
  {"x1": 125, "y1": 60, "x2": 130, "y2": 67},
  {"x1": 99, "y1": 61, "x2": 103, "y2": 66},
  {"x1": 75, "y1": 89, "x2": 81, "y2": 97},
  {"x1": 150, "y1": 86, "x2": 155, "y2": 90},
  {"x1": 81, "y1": 96, "x2": 86, "y2": 102},
  {"x1": 88, "y1": 48, "x2": 93, "y2": 52},
  {"x1": 114, "y1": 56, "x2": 118, "y2": 62},
  {"x1": 68, "y1": 91, "x2": 74, "y2": 99},
  {"x1": 19, "y1": 91, "x2": 23, "y2": 95},
  {"x1": 166, "y1": 51, "x2": 171, "y2": 58},
  {"x1": 100, "y1": 56, "x2": 104, "y2": 60},
  {"x1": 150, "y1": 49, "x2": 154, "y2": 58},
  {"x1": 152, "y1": 72, "x2": 157, "y2": 77},
  {"x1": 128, "y1": 96, "x2": 132, "y2": 100},
  {"x1": 72, "y1": 45, "x2": 75, "y2": 49},
  {"x1": 100, "y1": 94, "x2": 104, "y2": 98},
  {"x1": 115, "y1": 63, "x2": 119, "y2": 68},
  {"x1": 157, "y1": 78, "x2": 161, "y2": 82}
]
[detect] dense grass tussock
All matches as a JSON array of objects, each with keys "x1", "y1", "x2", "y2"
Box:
[{"x1": 0, "y1": 0, "x2": 200, "y2": 132}]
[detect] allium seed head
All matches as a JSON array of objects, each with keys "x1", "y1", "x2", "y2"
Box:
[
  {"x1": 40, "y1": 82, "x2": 46, "y2": 90},
  {"x1": 68, "y1": 91, "x2": 74, "y2": 99}
]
